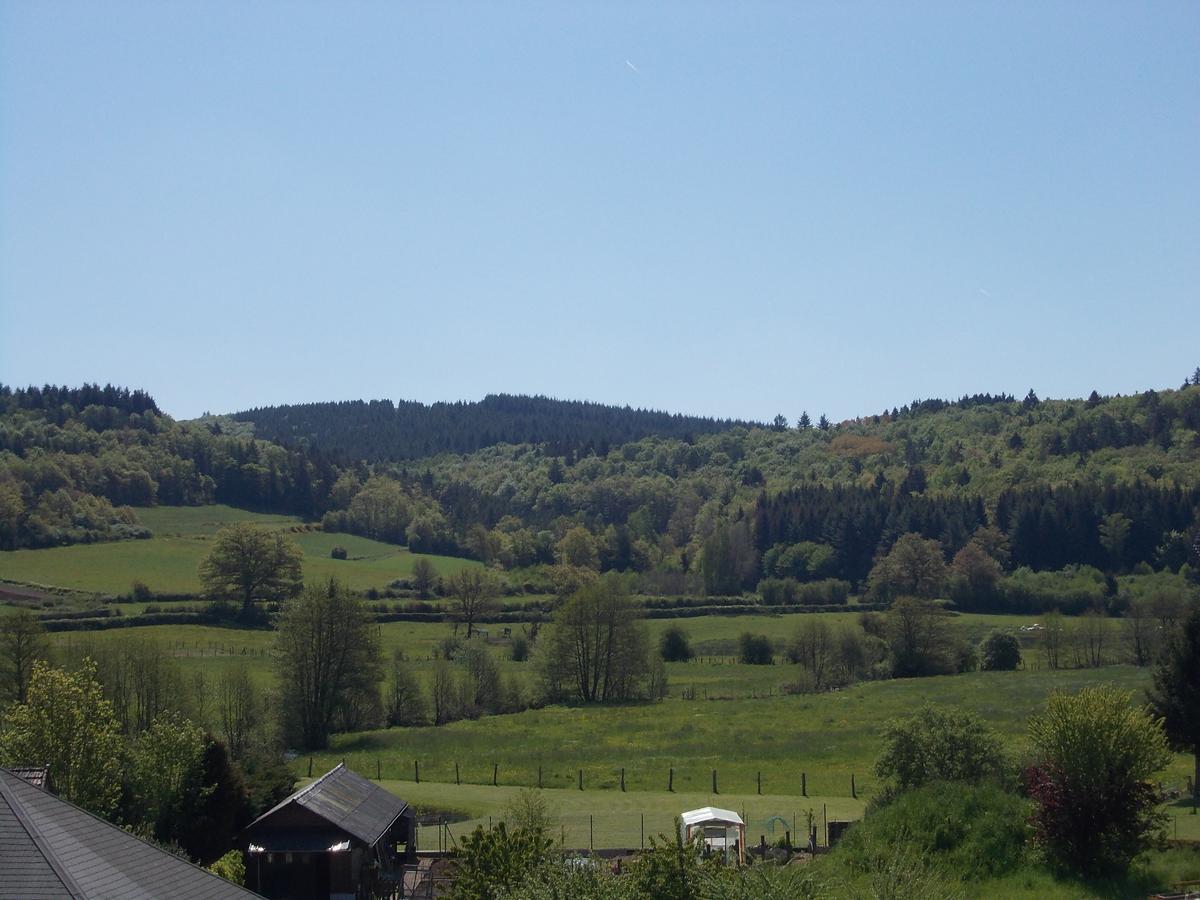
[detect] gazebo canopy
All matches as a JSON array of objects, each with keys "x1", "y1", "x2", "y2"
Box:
[{"x1": 680, "y1": 807, "x2": 744, "y2": 828}]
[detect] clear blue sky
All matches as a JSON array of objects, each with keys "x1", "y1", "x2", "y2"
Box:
[{"x1": 2, "y1": 2, "x2": 1197, "y2": 423}]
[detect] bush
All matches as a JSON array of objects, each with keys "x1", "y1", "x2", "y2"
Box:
[
  {"x1": 875, "y1": 704, "x2": 1008, "y2": 792},
  {"x1": 830, "y1": 782, "x2": 1030, "y2": 882},
  {"x1": 130, "y1": 580, "x2": 152, "y2": 602},
  {"x1": 330, "y1": 546, "x2": 348, "y2": 560},
  {"x1": 207, "y1": 849, "x2": 246, "y2": 885},
  {"x1": 510, "y1": 635, "x2": 529, "y2": 662},
  {"x1": 739, "y1": 633, "x2": 774, "y2": 665},
  {"x1": 659, "y1": 626, "x2": 694, "y2": 662},
  {"x1": 1025, "y1": 685, "x2": 1172, "y2": 875},
  {"x1": 980, "y1": 632, "x2": 1022, "y2": 671}
]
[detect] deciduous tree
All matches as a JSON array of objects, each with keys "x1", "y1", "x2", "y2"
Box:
[
  {"x1": 275, "y1": 578, "x2": 382, "y2": 750},
  {"x1": 0, "y1": 659, "x2": 123, "y2": 816},
  {"x1": 446, "y1": 567, "x2": 501, "y2": 638},
  {"x1": 0, "y1": 608, "x2": 48, "y2": 704},
  {"x1": 198, "y1": 523, "x2": 303, "y2": 617},
  {"x1": 538, "y1": 575, "x2": 655, "y2": 703},
  {"x1": 869, "y1": 533, "x2": 946, "y2": 601}
]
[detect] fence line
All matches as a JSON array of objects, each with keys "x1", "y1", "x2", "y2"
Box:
[{"x1": 415, "y1": 807, "x2": 837, "y2": 853}]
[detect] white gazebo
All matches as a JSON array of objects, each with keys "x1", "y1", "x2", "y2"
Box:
[{"x1": 680, "y1": 807, "x2": 745, "y2": 865}]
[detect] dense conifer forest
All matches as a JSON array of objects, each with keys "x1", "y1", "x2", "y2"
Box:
[{"x1": 231, "y1": 393, "x2": 759, "y2": 460}]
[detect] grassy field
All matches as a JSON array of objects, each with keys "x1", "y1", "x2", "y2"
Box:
[
  {"x1": 0, "y1": 504, "x2": 478, "y2": 596},
  {"x1": 299, "y1": 665, "x2": 1194, "y2": 797}
]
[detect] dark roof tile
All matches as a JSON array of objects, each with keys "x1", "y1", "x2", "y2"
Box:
[{"x1": 0, "y1": 768, "x2": 263, "y2": 899}]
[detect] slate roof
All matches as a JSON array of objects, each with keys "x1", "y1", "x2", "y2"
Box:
[
  {"x1": 0, "y1": 768, "x2": 263, "y2": 900},
  {"x1": 246, "y1": 764, "x2": 408, "y2": 846},
  {"x1": 8, "y1": 765, "x2": 50, "y2": 789}
]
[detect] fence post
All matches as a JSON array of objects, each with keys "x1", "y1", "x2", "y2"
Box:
[
  {"x1": 376, "y1": 758, "x2": 381, "y2": 780},
  {"x1": 621, "y1": 767, "x2": 625, "y2": 792},
  {"x1": 493, "y1": 764, "x2": 498, "y2": 787},
  {"x1": 801, "y1": 772, "x2": 806, "y2": 797},
  {"x1": 757, "y1": 771, "x2": 761, "y2": 795},
  {"x1": 712, "y1": 769, "x2": 718, "y2": 794},
  {"x1": 414, "y1": 759, "x2": 420, "y2": 784},
  {"x1": 851, "y1": 773, "x2": 856, "y2": 799},
  {"x1": 308, "y1": 757, "x2": 313, "y2": 778},
  {"x1": 578, "y1": 769, "x2": 583, "y2": 791},
  {"x1": 455, "y1": 761, "x2": 460, "y2": 785},
  {"x1": 668, "y1": 768, "x2": 674, "y2": 792}
]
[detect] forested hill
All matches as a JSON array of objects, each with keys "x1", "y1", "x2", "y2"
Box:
[{"x1": 230, "y1": 394, "x2": 759, "y2": 461}]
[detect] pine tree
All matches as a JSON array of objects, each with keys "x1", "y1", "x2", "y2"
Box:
[{"x1": 797, "y1": 411, "x2": 811, "y2": 429}]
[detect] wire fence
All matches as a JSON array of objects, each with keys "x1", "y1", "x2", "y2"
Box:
[{"x1": 416, "y1": 805, "x2": 840, "y2": 853}]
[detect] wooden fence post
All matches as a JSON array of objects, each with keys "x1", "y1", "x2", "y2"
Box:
[
  {"x1": 712, "y1": 769, "x2": 718, "y2": 794},
  {"x1": 621, "y1": 767, "x2": 625, "y2": 792},
  {"x1": 493, "y1": 764, "x2": 498, "y2": 787},
  {"x1": 455, "y1": 762, "x2": 460, "y2": 785},
  {"x1": 668, "y1": 768, "x2": 674, "y2": 792},
  {"x1": 757, "y1": 771, "x2": 761, "y2": 795},
  {"x1": 851, "y1": 773, "x2": 856, "y2": 799},
  {"x1": 376, "y1": 758, "x2": 381, "y2": 780},
  {"x1": 414, "y1": 759, "x2": 420, "y2": 784},
  {"x1": 801, "y1": 772, "x2": 807, "y2": 797},
  {"x1": 578, "y1": 769, "x2": 583, "y2": 791}
]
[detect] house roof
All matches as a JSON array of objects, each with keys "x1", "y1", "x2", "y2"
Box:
[
  {"x1": 680, "y1": 807, "x2": 745, "y2": 828},
  {"x1": 0, "y1": 768, "x2": 263, "y2": 900},
  {"x1": 244, "y1": 764, "x2": 409, "y2": 847},
  {"x1": 8, "y1": 766, "x2": 50, "y2": 789}
]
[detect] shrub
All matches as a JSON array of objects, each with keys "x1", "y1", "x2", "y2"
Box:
[
  {"x1": 739, "y1": 633, "x2": 774, "y2": 665},
  {"x1": 331, "y1": 546, "x2": 348, "y2": 560},
  {"x1": 207, "y1": 849, "x2": 246, "y2": 885},
  {"x1": 875, "y1": 704, "x2": 1008, "y2": 792},
  {"x1": 659, "y1": 626, "x2": 694, "y2": 662},
  {"x1": 450, "y1": 822, "x2": 553, "y2": 900},
  {"x1": 830, "y1": 782, "x2": 1030, "y2": 882},
  {"x1": 1025, "y1": 685, "x2": 1172, "y2": 875},
  {"x1": 130, "y1": 580, "x2": 152, "y2": 602},
  {"x1": 510, "y1": 635, "x2": 529, "y2": 662},
  {"x1": 980, "y1": 632, "x2": 1022, "y2": 671}
]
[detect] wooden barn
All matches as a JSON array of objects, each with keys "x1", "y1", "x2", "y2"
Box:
[{"x1": 241, "y1": 764, "x2": 415, "y2": 900}]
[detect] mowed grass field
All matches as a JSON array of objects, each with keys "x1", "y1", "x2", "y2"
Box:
[{"x1": 0, "y1": 504, "x2": 478, "y2": 596}]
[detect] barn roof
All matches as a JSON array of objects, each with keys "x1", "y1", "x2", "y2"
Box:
[
  {"x1": 0, "y1": 768, "x2": 262, "y2": 900},
  {"x1": 245, "y1": 764, "x2": 409, "y2": 847}
]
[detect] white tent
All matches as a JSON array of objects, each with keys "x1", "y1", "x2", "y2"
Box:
[{"x1": 679, "y1": 807, "x2": 745, "y2": 864}]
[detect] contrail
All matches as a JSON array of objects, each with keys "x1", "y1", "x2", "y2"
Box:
[{"x1": 625, "y1": 60, "x2": 640, "y2": 74}]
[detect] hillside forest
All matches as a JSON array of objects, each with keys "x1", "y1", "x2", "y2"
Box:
[{"x1": 2, "y1": 379, "x2": 1200, "y2": 618}]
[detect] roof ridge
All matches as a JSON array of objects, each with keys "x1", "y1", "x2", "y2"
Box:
[
  {"x1": 297, "y1": 761, "x2": 345, "y2": 800},
  {"x1": 0, "y1": 771, "x2": 86, "y2": 899}
]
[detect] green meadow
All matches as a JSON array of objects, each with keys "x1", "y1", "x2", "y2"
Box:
[{"x1": 0, "y1": 504, "x2": 478, "y2": 596}]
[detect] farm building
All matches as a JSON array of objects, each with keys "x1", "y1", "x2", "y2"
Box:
[
  {"x1": 0, "y1": 766, "x2": 261, "y2": 900},
  {"x1": 680, "y1": 806, "x2": 746, "y2": 864},
  {"x1": 241, "y1": 763, "x2": 415, "y2": 900}
]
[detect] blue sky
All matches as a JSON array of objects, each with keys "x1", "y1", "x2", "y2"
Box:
[{"x1": 2, "y1": 2, "x2": 1197, "y2": 423}]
